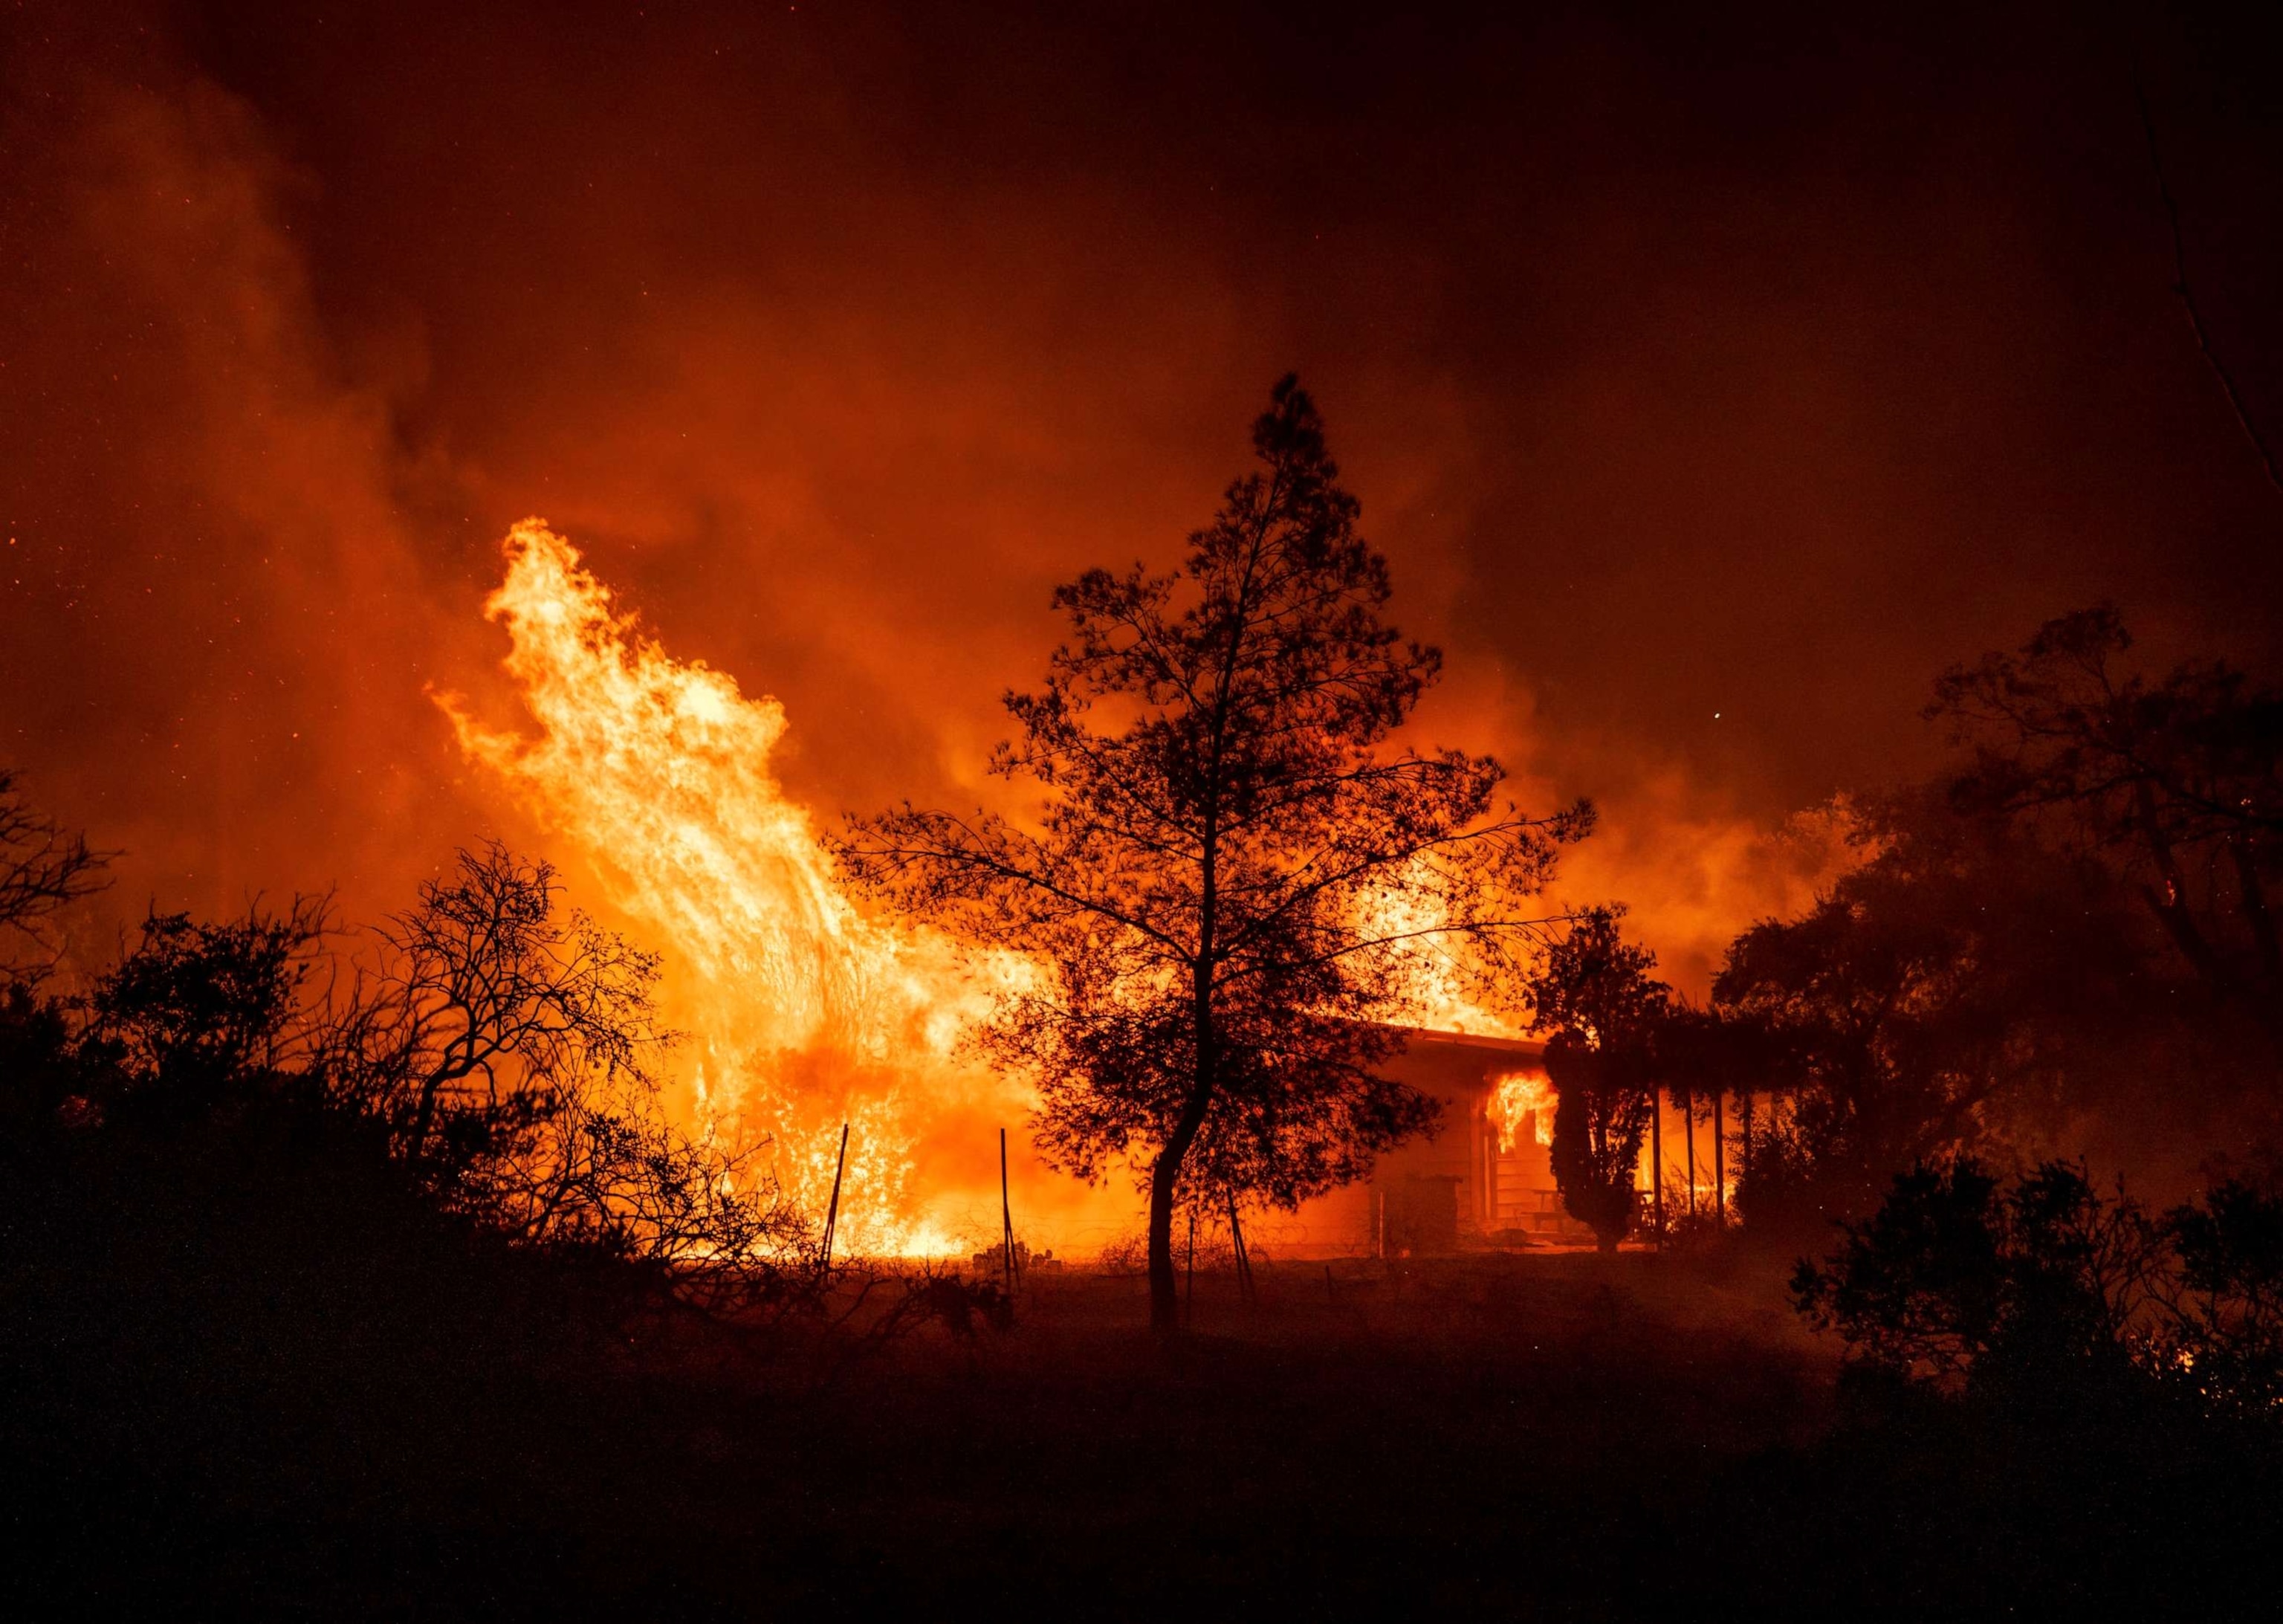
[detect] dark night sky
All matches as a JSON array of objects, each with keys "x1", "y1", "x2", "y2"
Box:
[{"x1": 4, "y1": 0, "x2": 2280, "y2": 986}]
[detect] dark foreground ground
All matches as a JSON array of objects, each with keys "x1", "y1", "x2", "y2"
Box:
[{"x1": 7, "y1": 1225, "x2": 2277, "y2": 1621}]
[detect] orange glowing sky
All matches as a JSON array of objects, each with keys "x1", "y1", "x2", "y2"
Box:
[{"x1": 5, "y1": 0, "x2": 2282, "y2": 1011}]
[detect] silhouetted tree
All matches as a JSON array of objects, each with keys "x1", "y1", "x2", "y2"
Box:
[
  {"x1": 843, "y1": 377, "x2": 1588, "y2": 1332},
  {"x1": 0, "y1": 980, "x2": 81, "y2": 1137},
  {"x1": 1705, "y1": 613, "x2": 2283, "y2": 1227},
  {"x1": 1931, "y1": 606, "x2": 2282, "y2": 1035},
  {"x1": 1795, "y1": 1156, "x2": 2283, "y2": 1420},
  {"x1": 317, "y1": 844, "x2": 811, "y2": 1289},
  {"x1": 2166, "y1": 1179, "x2": 2283, "y2": 1418},
  {"x1": 335, "y1": 842, "x2": 673, "y2": 1173},
  {"x1": 1793, "y1": 1159, "x2": 2015, "y2": 1386},
  {"x1": 1713, "y1": 792, "x2": 2150, "y2": 1227},
  {"x1": 1, "y1": 844, "x2": 813, "y2": 1313},
  {"x1": 83, "y1": 899, "x2": 331, "y2": 1123},
  {"x1": 1530, "y1": 906, "x2": 1667, "y2": 1251},
  {"x1": 0, "y1": 768, "x2": 109, "y2": 971}
]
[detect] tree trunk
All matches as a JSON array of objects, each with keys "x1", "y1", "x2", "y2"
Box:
[
  {"x1": 408, "y1": 1070, "x2": 446, "y2": 1168},
  {"x1": 1147, "y1": 1089, "x2": 1212, "y2": 1336},
  {"x1": 2136, "y1": 781, "x2": 2227, "y2": 990},
  {"x1": 1684, "y1": 1095, "x2": 1697, "y2": 1220},
  {"x1": 1147, "y1": 963, "x2": 1218, "y2": 1337},
  {"x1": 1184, "y1": 1205, "x2": 1196, "y2": 1326},
  {"x1": 1713, "y1": 1090, "x2": 1726, "y2": 1228}
]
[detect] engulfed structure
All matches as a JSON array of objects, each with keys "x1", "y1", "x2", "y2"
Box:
[{"x1": 1281, "y1": 1029, "x2": 1597, "y2": 1255}]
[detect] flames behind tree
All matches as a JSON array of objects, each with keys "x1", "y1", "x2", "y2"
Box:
[
  {"x1": 434, "y1": 521, "x2": 1575, "y2": 1250},
  {"x1": 1356, "y1": 869, "x2": 1527, "y2": 1039}
]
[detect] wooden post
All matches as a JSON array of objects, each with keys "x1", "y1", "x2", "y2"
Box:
[
  {"x1": 1684, "y1": 1091, "x2": 1697, "y2": 1221},
  {"x1": 1227, "y1": 1191, "x2": 1253, "y2": 1306},
  {"x1": 1483, "y1": 1107, "x2": 1500, "y2": 1235},
  {"x1": 1000, "y1": 1126, "x2": 1017, "y2": 1294},
  {"x1": 1650, "y1": 1089, "x2": 1665, "y2": 1248},
  {"x1": 1741, "y1": 1088, "x2": 1755, "y2": 1210},
  {"x1": 820, "y1": 1121, "x2": 849, "y2": 1270}
]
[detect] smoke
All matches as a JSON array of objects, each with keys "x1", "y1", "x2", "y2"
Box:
[
  {"x1": 0, "y1": 20, "x2": 1915, "y2": 1021},
  {"x1": 0, "y1": 60, "x2": 493, "y2": 947}
]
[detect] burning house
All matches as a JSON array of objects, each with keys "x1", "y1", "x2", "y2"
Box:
[{"x1": 1286, "y1": 1028, "x2": 1595, "y2": 1255}]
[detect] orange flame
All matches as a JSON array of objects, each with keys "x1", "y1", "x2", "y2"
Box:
[
  {"x1": 1489, "y1": 1070, "x2": 1555, "y2": 1151},
  {"x1": 435, "y1": 519, "x2": 1025, "y2": 1252},
  {"x1": 1354, "y1": 864, "x2": 1523, "y2": 1038}
]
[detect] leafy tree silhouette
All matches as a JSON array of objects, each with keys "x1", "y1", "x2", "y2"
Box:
[
  {"x1": 843, "y1": 377, "x2": 1587, "y2": 1333},
  {"x1": 1528, "y1": 906, "x2": 1666, "y2": 1251},
  {"x1": 1931, "y1": 606, "x2": 2282, "y2": 1037},
  {"x1": 1795, "y1": 1155, "x2": 2283, "y2": 1421},
  {"x1": 1711, "y1": 791, "x2": 2151, "y2": 1228},
  {"x1": 82, "y1": 900, "x2": 331, "y2": 1125}
]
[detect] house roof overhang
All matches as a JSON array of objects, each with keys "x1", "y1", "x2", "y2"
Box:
[{"x1": 1384, "y1": 1024, "x2": 1547, "y2": 1061}]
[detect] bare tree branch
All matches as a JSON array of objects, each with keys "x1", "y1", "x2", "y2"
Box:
[{"x1": 0, "y1": 767, "x2": 114, "y2": 969}]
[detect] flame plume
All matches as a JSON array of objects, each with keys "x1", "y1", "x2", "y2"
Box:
[
  {"x1": 1353, "y1": 866, "x2": 1524, "y2": 1038},
  {"x1": 437, "y1": 520, "x2": 1021, "y2": 1252}
]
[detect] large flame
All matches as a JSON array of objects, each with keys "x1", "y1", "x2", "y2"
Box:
[
  {"x1": 1354, "y1": 865, "x2": 1523, "y2": 1038},
  {"x1": 438, "y1": 520, "x2": 1544, "y2": 1253},
  {"x1": 436, "y1": 519, "x2": 1024, "y2": 1251}
]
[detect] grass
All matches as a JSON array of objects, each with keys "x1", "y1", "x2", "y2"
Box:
[{"x1": 7, "y1": 1220, "x2": 2274, "y2": 1620}]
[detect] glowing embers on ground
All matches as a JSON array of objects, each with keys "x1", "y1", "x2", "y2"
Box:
[
  {"x1": 1489, "y1": 1070, "x2": 1555, "y2": 1152},
  {"x1": 435, "y1": 519, "x2": 1023, "y2": 1253}
]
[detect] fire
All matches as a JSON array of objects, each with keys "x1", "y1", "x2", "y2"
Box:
[
  {"x1": 1490, "y1": 1071, "x2": 1555, "y2": 1151},
  {"x1": 1355, "y1": 864, "x2": 1523, "y2": 1038},
  {"x1": 436, "y1": 520, "x2": 1540, "y2": 1254},
  {"x1": 435, "y1": 519, "x2": 1026, "y2": 1252}
]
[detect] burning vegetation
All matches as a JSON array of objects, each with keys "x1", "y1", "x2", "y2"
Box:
[
  {"x1": 419, "y1": 381, "x2": 1590, "y2": 1295},
  {"x1": 435, "y1": 517, "x2": 1029, "y2": 1254}
]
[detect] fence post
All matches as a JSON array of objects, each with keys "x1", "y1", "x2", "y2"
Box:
[
  {"x1": 820, "y1": 1121, "x2": 849, "y2": 1269},
  {"x1": 1000, "y1": 1127, "x2": 1017, "y2": 1295}
]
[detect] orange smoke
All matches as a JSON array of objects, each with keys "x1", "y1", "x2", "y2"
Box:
[{"x1": 435, "y1": 520, "x2": 1031, "y2": 1252}]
